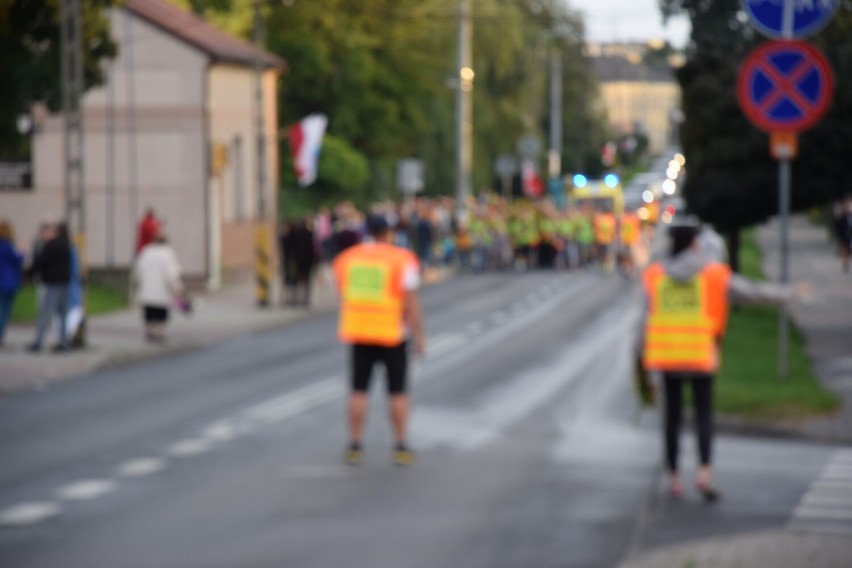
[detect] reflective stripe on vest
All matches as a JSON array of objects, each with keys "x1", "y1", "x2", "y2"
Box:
[
  {"x1": 335, "y1": 244, "x2": 411, "y2": 346},
  {"x1": 642, "y1": 263, "x2": 727, "y2": 372}
]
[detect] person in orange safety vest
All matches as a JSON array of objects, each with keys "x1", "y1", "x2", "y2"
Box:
[
  {"x1": 333, "y1": 215, "x2": 425, "y2": 467},
  {"x1": 640, "y1": 215, "x2": 809, "y2": 502}
]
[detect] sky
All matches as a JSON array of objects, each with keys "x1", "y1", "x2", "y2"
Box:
[{"x1": 569, "y1": 0, "x2": 691, "y2": 48}]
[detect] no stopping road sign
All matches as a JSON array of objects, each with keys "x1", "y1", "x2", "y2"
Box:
[{"x1": 737, "y1": 40, "x2": 834, "y2": 133}]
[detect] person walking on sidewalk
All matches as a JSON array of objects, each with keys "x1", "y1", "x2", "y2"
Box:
[
  {"x1": 134, "y1": 231, "x2": 183, "y2": 344},
  {"x1": 332, "y1": 215, "x2": 425, "y2": 466},
  {"x1": 0, "y1": 220, "x2": 24, "y2": 348},
  {"x1": 640, "y1": 216, "x2": 808, "y2": 502},
  {"x1": 135, "y1": 208, "x2": 161, "y2": 256},
  {"x1": 834, "y1": 199, "x2": 852, "y2": 273},
  {"x1": 26, "y1": 222, "x2": 72, "y2": 353}
]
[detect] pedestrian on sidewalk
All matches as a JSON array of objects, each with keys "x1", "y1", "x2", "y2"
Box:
[
  {"x1": 833, "y1": 199, "x2": 852, "y2": 274},
  {"x1": 134, "y1": 231, "x2": 183, "y2": 344},
  {"x1": 640, "y1": 216, "x2": 809, "y2": 502},
  {"x1": 332, "y1": 215, "x2": 425, "y2": 467},
  {"x1": 135, "y1": 208, "x2": 161, "y2": 256},
  {"x1": 26, "y1": 222, "x2": 72, "y2": 353},
  {"x1": 0, "y1": 220, "x2": 24, "y2": 348}
]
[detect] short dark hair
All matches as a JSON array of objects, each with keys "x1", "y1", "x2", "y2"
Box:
[{"x1": 366, "y1": 215, "x2": 390, "y2": 237}]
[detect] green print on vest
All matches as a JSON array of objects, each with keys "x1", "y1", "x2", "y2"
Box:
[
  {"x1": 347, "y1": 263, "x2": 389, "y2": 302},
  {"x1": 658, "y1": 278, "x2": 701, "y2": 314}
]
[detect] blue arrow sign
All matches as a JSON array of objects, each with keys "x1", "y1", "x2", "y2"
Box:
[{"x1": 741, "y1": 0, "x2": 840, "y2": 39}]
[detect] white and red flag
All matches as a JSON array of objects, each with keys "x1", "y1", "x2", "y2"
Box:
[
  {"x1": 521, "y1": 159, "x2": 543, "y2": 198},
  {"x1": 288, "y1": 113, "x2": 328, "y2": 187}
]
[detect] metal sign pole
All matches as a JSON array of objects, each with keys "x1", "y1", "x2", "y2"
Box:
[{"x1": 778, "y1": 157, "x2": 791, "y2": 378}]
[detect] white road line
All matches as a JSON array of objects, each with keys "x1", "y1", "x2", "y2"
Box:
[
  {"x1": 0, "y1": 502, "x2": 62, "y2": 526},
  {"x1": 168, "y1": 439, "x2": 212, "y2": 457},
  {"x1": 57, "y1": 479, "x2": 116, "y2": 501},
  {"x1": 428, "y1": 334, "x2": 467, "y2": 358},
  {"x1": 794, "y1": 506, "x2": 852, "y2": 521},
  {"x1": 802, "y1": 492, "x2": 852, "y2": 508},
  {"x1": 117, "y1": 458, "x2": 167, "y2": 478},
  {"x1": 823, "y1": 465, "x2": 852, "y2": 479},
  {"x1": 466, "y1": 321, "x2": 484, "y2": 335}
]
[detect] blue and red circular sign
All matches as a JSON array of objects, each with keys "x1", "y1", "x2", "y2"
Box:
[{"x1": 737, "y1": 40, "x2": 834, "y2": 133}]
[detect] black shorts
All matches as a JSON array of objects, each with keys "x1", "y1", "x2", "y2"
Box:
[
  {"x1": 351, "y1": 342, "x2": 408, "y2": 394},
  {"x1": 143, "y1": 305, "x2": 169, "y2": 323}
]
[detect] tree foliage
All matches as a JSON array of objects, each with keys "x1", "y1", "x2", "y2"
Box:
[
  {"x1": 183, "y1": 0, "x2": 608, "y2": 208},
  {"x1": 0, "y1": 0, "x2": 117, "y2": 158},
  {"x1": 660, "y1": 0, "x2": 852, "y2": 268}
]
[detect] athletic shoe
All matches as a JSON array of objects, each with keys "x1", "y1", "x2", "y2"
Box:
[
  {"x1": 345, "y1": 443, "x2": 363, "y2": 465},
  {"x1": 393, "y1": 444, "x2": 415, "y2": 466}
]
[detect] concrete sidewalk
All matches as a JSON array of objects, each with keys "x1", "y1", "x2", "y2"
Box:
[
  {"x1": 620, "y1": 215, "x2": 852, "y2": 568},
  {"x1": 0, "y1": 264, "x2": 453, "y2": 394},
  {"x1": 0, "y1": 272, "x2": 341, "y2": 394}
]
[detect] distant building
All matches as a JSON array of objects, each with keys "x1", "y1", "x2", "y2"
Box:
[
  {"x1": 591, "y1": 44, "x2": 681, "y2": 156},
  {"x1": 0, "y1": 0, "x2": 286, "y2": 288}
]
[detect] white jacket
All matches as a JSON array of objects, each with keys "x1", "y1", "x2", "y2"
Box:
[{"x1": 135, "y1": 243, "x2": 183, "y2": 307}]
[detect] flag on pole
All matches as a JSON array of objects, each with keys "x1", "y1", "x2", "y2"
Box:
[
  {"x1": 521, "y1": 159, "x2": 543, "y2": 198},
  {"x1": 288, "y1": 113, "x2": 328, "y2": 187}
]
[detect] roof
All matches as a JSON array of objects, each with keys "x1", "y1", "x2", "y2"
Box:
[
  {"x1": 125, "y1": 0, "x2": 287, "y2": 71},
  {"x1": 592, "y1": 55, "x2": 673, "y2": 84}
]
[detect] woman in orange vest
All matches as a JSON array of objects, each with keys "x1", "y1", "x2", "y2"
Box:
[
  {"x1": 641, "y1": 217, "x2": 808, "y2": 502},
  {"x1": 333, "y1": 216, "x2": 425, "y2": 467}
]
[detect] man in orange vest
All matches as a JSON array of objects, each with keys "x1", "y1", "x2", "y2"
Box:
[
  {"x1": 641, "y1": 216, "x2": 808, "y2": 502},
  {"x1": 618, "y1": 211, "x2": 642, "y2": 277},
  {"x1": 593, "y1": 211, "x2": 616, "y2": 269},
  {"x1": 333, "y1": 216, "x2": 425, "y2": 466}
]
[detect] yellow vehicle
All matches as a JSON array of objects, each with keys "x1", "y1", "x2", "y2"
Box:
[{"x1": 569, "y1": 175, "x2": 623, "y2": 216}]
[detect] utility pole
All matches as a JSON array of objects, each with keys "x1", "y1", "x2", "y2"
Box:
[
  {"x1": 61, "y1": 0, "x2": 85, "y2": 262},
  {"x1": 61, "y1": 0, "x2": 86, "y2": 346},
  {"x1": 253, "y1": 0, "x2": 272, "y2": 307},
  {"x1": 455, "y1": 0, "x2": 473, "y2": 225},
  {"x1": 548, "y1": 47, "x2": 563, "y2": 207}
]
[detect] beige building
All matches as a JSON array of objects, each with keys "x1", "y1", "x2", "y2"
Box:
[
  {"x1": 0, "y1": 0, "x2": 285, "y2": 288},
  {"x1": 592, "y1": 53, "x2": 681, "y2": 155}
]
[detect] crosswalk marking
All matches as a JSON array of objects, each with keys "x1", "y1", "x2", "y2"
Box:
[{"x1": 788, "y1": 449, "x2": 852, "y2": 535}]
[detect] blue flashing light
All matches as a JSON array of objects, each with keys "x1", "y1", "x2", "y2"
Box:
[
  {"x1": 604, "y1": 173, "x2": 619, "y2": 188},
  {"x1": 572, "y1": 174, "x2": 587, "y2": 188}
]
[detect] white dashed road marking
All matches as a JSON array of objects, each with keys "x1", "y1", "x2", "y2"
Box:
[
  {"x1": 57, "y1": 479, "x2": 116, "y2": 501},
  {"x1": 168, "y1": 439, "x2": 213, "y2": 457},
  {"x1": 117, "y1": 458, "x2": 167, "y2": 478},
  {"x1": 0, "y1": 502, "x2": 62, "y2": 526}
]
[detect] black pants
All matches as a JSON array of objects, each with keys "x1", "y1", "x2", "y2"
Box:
[{"x1": 663, "y1": 373, "x2": 714, "y2": 473}]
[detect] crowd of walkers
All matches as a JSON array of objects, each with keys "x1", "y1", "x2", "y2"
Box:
[{"x1": 277, "y1": 193, "x2": 656, "y2": 306}]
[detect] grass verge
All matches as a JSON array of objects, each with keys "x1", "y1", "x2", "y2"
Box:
[
  {"x1": 715, "y1": 228, "x2": 840, "y2": 420},
  {"x1": 11, "y1": 284, "x2": 128, "y2": 323}
]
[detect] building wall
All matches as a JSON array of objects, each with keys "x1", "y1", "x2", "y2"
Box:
[
  {"x1": 0, "y1": 9, "x2": 210, "y2": 278},
  {"x1": 208, "y1": 65, "x2": 279, "y2": 274},
  {"x1": 599, "y1": 81, "x2": 680, "y2": 155}
]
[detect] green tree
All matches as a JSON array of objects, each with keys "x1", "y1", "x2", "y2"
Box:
[
  {"x1": 0, "y1": 0, "x2": 117, "y2": 158},
  {"x1": 180, "y1": 0, "x2": 607, "y2": 210},
  {"x1": 661, "y1": 0, "x2": 852, "y2": 271}
]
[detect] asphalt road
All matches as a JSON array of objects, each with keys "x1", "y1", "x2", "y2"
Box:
[{"x1": 0, "y1": 269, "x2": 841, "y2": 567}]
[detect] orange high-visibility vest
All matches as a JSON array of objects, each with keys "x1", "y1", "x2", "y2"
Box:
[
  {"x1": 642, "y1": 262, "x2": 731, "y2": 373},
  {"x1": 333, "y1": 242, "x2": 418, "y2": 346},
  {"x1": 594, "y1": 213, "x2": 616, "y2": 244},
  {"x1": 621, "y1": 213, "x2": 641, "y2": 245}
]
